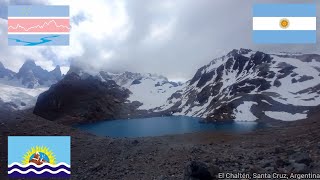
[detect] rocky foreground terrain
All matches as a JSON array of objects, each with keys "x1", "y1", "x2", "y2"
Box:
[{"x1": 0, "y1": 110, "x2": 320, "y2": 180}]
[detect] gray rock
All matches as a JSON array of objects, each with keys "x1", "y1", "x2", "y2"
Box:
[
  {"x1": 132, "y1": 139, "x2": 139, "y2": 145},
  {"x1": 264, "y1": 166, "x2": 274, "y2": 172},
  {"x1": 261, "y1": 160, "x2": 273, "y2": 168},
  {"x1": 90, "y1": 162, "x2": 103, "y2": 171},
  {"x1": 275, "y1": 158, "x2": 289, "y2": 168},
  {"x1": 290, "y1": 163, "x2": 310, "y2": 173},
  {"x1": 157, "y1": 175, "x2": 169, "y2": 180},
  {"x1": 274, "y1": 146, "x2": 285, "y2": 154},
  {"x1": 190, "y1": 146, "x2": 203, "y2": 154},
  {"x1": 208, "y1": 164, "x2": 220, "y2": 179},
  {"x1": 290, "y1": 152, "x2": 312, "y2": 165}
]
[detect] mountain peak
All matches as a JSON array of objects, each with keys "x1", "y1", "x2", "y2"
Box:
[
  {"x1": 23, "y1": 60, "x2": 37, "y2": 66},
  {"x1": 239, "y1": 48, "x2": 252, "y2": 54},
  {"x1": 67, "y1": 64, "x2": 83, "y2": 75},
  {"x1": 227, "y1": 48, "x2": 253, "y2": 57},
  {"x1": 50, "y1": 65, "x2": 62, "y2": 80},
  {"x1": 17, "y1": 60, "x2": 63, "y2": 88},
  {"x1": 63, "y1": 72, "x2": 81, "y2": 81},
  {"x1": 52, "y1": 65, "x2": 61, "y2": 72}
]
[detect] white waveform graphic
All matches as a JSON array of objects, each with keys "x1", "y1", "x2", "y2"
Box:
[
  {"x1": 8, "y1": 162, "x2": 71, "y2": 168},
  {"x1": 8, "y1": 168, "x2": 71, "y2": 175},
  {"x1": 8, "y1": 20, "x2": 70, "y2": 32}
]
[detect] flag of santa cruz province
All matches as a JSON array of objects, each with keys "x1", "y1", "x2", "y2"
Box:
[{"x1": 253, "y1": 4, "x2": 316, "y2": 44}]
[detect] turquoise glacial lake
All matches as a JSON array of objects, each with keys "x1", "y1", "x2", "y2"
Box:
[{"x1": 75, "y1": 116, "x2": 263, "y2": 138}]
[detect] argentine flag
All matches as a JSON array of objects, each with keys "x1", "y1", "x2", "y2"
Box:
[{"x1": 253, "y1": 4, "x2": 316, "y2": 44}]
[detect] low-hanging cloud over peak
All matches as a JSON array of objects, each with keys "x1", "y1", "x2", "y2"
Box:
[{"x1": 0, "y1": 0, "x2": 319, "y2": 81}]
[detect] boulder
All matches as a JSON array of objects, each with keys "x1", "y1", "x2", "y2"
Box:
[
  {"x1": 290, "y1": 152, "x2": 312, "y2": 166},
  {"x1": 184, "y1": 161, "x2": 214, "y2": 180}
]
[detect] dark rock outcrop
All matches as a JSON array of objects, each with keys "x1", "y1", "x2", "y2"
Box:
[
  {"x1": 34, "y1": 73, "x2": 135, "y2": 124},
  {"x1": 184, "y1": 161, "x2": 214, "y2": 180},
  {"x1": 132, "y1": 79, "x2": 142, "y2": 85},
  {"x1": 33, "y1": 73, "x2": 170, "y2": 124}
]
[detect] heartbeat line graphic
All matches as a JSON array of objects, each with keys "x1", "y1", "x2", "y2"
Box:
[
  {"x1": 8, "y1": 20, "x2": 70, "y2": 32},
  {"x1": 8, "y1": 5, "x2": 70, "y2": 46}
]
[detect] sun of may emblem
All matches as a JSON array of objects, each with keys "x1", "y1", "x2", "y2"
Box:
[
  {"x1": 279, "y1": 18, "x2": 290, "y2": 29},
  {"x1": 22, "y1": 146, "x2": 56, "y2": 165}
]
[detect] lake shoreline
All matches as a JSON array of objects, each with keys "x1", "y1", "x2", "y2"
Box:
[{"x1": 1, "y1": 110, "x2": 320, "y2": 179}]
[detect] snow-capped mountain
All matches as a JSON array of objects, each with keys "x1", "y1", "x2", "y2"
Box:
[
  {"x1": 99, "y1": 71, "x2": 183, "y2": 110},
  {"x1": 64, "y1": 49, "x2": 320, "y2": 122},
  {"x1": 67, "y1": 64, "x2": 184, "y2": 110},
  {"x1": 29, "y1": 48, "x2": 320, "y2": 122},
  {"x1": 0, "y1": 60, "x2": 62, "y2": 110},
  {"x1": 158, "y1": 49, "x2": 320, "y2": 122}
]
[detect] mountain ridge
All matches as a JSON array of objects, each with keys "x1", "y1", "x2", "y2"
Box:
[
  {"x1": 157, "y1": 49, "x2": 320, "y2": 122},
  {"x1": 0, "y1": 60, "x2": 63, "y2": 110},
  {"x1": 3, "y1": 48, "x2": 320, "y2": 122}
]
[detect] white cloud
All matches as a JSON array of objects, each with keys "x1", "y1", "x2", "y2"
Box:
[
  {"x1": 60, "y1": 66, "x2": 69, "y2": 75},
  {"x1": 0, "y1": 0, "x2": 320, "y2": 80},
  {"x1": 147, "y1": 19, "x2": 175, "y2": 42}
]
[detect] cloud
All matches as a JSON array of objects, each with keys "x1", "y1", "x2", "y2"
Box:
[
  {"x1": 0, "y1": 0, "x2": 319, "y2": 81},
  {"x1": 71, "y1": 11, "x2": 86, "y2": 26}
]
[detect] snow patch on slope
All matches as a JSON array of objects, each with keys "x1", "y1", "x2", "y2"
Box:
[
  {"x1": 99, "y1": 71, "x2": 184, "y2": 110},
  {"x1": 233, "y1": 101, "x2": 258, "y2": 121},
  {"x1": 0, "y1": 82, "x2": 48, "y2": 110},
  {"x1": 265, "y1": 111, "x2": 307, "y2": 121},
  {"x1": 266, "y1": 56, "x2": 320, "y2": 106},
  {"x1": 127, "y1": 78, "x2": 182, "y2": 110}
]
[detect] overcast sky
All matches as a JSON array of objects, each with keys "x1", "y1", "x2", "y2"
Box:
[{"x1": 0, "y1": 0, "x2": 319, "y2": 81}]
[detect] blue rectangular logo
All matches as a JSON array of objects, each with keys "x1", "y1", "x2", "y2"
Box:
[
  {"x1": 8, "y1": 136, "x2": 71, "y2": 178},
  {"x1": 253, "y1": 4, "x2": 316, "y2": 44},
  {"x1": 8, "y1": 5, "x2": 70, "y2": 46}
]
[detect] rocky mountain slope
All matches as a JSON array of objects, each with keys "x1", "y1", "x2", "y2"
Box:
[
  {"x1": 33, "y1": 73, "x2": 169, "y2": 124},
  {"x1": 158, "y1": 49, "x2": 320, "y2": 122},
  {"x1": 0, "y1": 60, "x2": 62, "y2": 110}
]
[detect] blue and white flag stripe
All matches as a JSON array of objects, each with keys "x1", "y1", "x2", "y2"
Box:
[
  {"x1": 253, "y1": 31, "x2": 316, "y2": 44},
  {"x1": 253, "y1": 4, "x2": 316, "y2": 44},
  {"x1": 253, "y1": 4, "x2": 316, "y2": 17},
  {"x1": 8, "y1": 5, "x2": 69, "y2": 17},
  {"x1": 253, "y1": 17, "x2": 316, "y2": 31}
]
